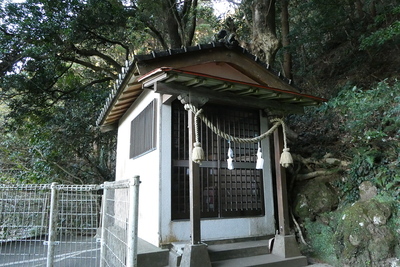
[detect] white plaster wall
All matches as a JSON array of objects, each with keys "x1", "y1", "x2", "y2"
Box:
[
  {"x1": 116, "y1": 90, "x2": 161, "y2": 246},
  {"x1": 162, "y1": 216, "x2": 274, "y2": 244}
]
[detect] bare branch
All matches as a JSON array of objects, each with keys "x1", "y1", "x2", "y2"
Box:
[
  {"x1": 71, "y1": 45, "x2": 122, "y2": 71},
  {"x1": 84, "y1": 28, "x2": 132, "y2": 60},
  {"x1": 60, "y1": 56, "x2": 118, "y2": 79},
  {"x1": 144, "y1": 23, "x2": 169, "y2": 50}
]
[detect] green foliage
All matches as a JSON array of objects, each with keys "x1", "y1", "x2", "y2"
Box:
[
  {"x1": 360, "y1": 6, "x2": 400, "y2": 50},
  {"x1": 1, "y1": 80, "x2": 116, "y2": 184},
  {"x1": 0, "y1": 0, "x2": 219, "y2": 184},
  {"x1": 286, "y1": 0, "x2": 400, "y2": 86},
  {"x1": 325, "y1": 80, "x2": 400, "y2": 143},
  {"x1": 227, "y1": 0, "x2": 252, "y2": 42},
  {"x1": 360, "y1": 20, "x2": 400, "y2": 49},
  {"x1": 303, "y1": 216, "x2": 339, "y2": 266},
  {"x1": 317, "y1": 80, "x2": 400, "y2": 204}
]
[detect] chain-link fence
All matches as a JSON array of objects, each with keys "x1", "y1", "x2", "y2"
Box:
[
  {"x1": 0, "y1": 183, "x2": 102, "y2": 267},
  {"x1": 99, "y1": 177, "x2": 140, "y2": 267}
]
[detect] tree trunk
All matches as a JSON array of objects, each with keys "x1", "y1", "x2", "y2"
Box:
[
  {"x1": 355, "y1": 0, "x2": 364, "y2": 18},
  {"x1": 153, "y1": 0, "x2": 197, "y2": 49},
  {"x1": 163, "y1": 0, "x2": 183, "y2": 48},
  {"x1": 281, "y1": 0, "x2": 292, "y2": 79},
  {"x1": 250, "y1": 0, "x2": 280, "y2": 64},
  {"x1": 184, "y1": 0, "x2": 198, "y2": 46},
  {"x1": 369, "y1": 0, "x2": 377, "y2": 18}
]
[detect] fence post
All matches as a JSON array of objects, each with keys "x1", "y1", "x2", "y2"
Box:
[
  {"x1": 126, "y1": 176, "x2": 141, "y2": 267},
  {"x1": 46, "y1": 182, "x2": 59, "y2": 267},
  {"x1": 99, "y1": 182, "x2": 109, "y2": 267}
]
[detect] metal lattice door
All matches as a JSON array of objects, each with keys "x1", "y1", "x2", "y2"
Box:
[{"x1": 171, "y1": 101, "x2": 264, "y2": 219}]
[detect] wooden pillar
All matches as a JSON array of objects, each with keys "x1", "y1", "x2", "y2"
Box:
[
  {"x1": 273, "y1": 127, "x2": 290, "y2": 235},
  {"x1": 272, "y1": 127, "x2": 305, "y2": 261},
  {"x1": 188, "y1": 109, "x2": 201, "y2": 244},
  {"x1": 180, "y1": 106, "x2": 211, "y2": 267}
]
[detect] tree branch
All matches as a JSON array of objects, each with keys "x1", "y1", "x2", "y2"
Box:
[
  {"x1": 0, "y1": 27, "x2": 14, "y2": 36},
  {"x1": 71, "y1": 45, "x2": 122, "y2": 71},
  {"x1": 144, "y1": 22, "x2": 169, "y2": 50},
  {"x1": 60, "y1": 56, "x2": 118, "y2": 79},
  {"x1": 34, "y1": 148, "x2": 84, "y2": 184},
  {"x1": 296, "y1": 170, "x2": 334, "y2": 181},
  {"x1": 84, "y1": 27, "x2": 131, "y2": 60},
  {"x1": 185, "y1": 0, "x2": 198, "y2": 46},
  {"x1": 46, "y1": 77, "x2": 113, "y2": 106}
]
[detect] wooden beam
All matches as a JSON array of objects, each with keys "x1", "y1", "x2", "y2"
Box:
[
  {"x1": 274, "y1": 127, "x2": 290, "y2": 235},
  {"x1": 188, "y1": 109, "x2": 201, "y2": 244},
  {"x1": 155, "y1": 82, "x2": 304, "y2": 114}
]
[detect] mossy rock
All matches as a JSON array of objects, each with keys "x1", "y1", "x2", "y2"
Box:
[
  {"x1": 293, "y1": 179, "x2": 339, "y2": 220},
  {"x1": 303, "y1": 217, "x2": 340, "y2": 266},
  {"x1": 335, "y1": 199, "x2": 396, "y2": 266}
]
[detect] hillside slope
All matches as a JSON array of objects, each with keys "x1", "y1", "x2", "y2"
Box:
[{"x1": 287, "y1": 43, "x2": 400, "y2": 266}]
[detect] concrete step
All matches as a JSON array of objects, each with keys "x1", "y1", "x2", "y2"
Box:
[
  {"x1": 208, "y1": 239, "x2": 308, "y2": 267},
  {"x1": 138, "y1": 238, "x2": 169, "y2": 267},
  {"x1": 208, "y1": 240, "x2": 270, "y2": 262},
  {"x1": 211, "y1": 254, "x2": 308, "y2": 267}
]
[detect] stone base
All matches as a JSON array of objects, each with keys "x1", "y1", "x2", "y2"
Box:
[
  {"x1": 180, "y1": 243, "x2": 211, "y2": 267},
  {"x1": 272, "y1": 234, "x2": 303, "y2": 258}
]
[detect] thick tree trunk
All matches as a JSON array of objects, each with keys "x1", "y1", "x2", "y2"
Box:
[
  {"x1": 163, "y1": 0, "x2": 183, "y2": 48},
  {"x1": 281, "y1": 0, "x2": 292, "y2": 79},
  {"x1": 156, "y1": 0, "x2": 197, "y2": 48},
  {"x1": 251, "y1": 0, "x2": 280, "y2": 64},
  {"x1": 184, "y1": 0, "x2": 198, "y2": 46}
]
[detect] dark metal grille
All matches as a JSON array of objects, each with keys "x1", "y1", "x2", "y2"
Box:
[
  {"x1": 171, "y1": 100, "x2": 264, "y2": 220},
  {"x1": 130, "y1": 100, "x2": 157, "y2": 159}
]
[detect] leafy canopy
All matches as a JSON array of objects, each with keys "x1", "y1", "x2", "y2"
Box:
[{"x1": 0, "y1": 0, "x2": 218, "y2": 183}]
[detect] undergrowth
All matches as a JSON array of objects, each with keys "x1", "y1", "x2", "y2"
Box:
[
  {"x1": 291, "y1": 79, "x2": 400, "y2": 265},
  {"x1": 293, "y1": 79, "x2": 400, "y2": 205}
]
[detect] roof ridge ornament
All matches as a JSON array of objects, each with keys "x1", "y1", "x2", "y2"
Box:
[{"x1": 215, "y1": 29, "x2": 239, "y2": 48}]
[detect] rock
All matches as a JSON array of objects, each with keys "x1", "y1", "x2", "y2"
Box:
[
  {"x1": 293, "y1": 180, "x2": 338, "y2": 220},
  {"x1": 336, "y1": 199, "x2": 396, "y2": 267},
  {"x1": 348, "y1": 234, "x2": 361, "y2": 246},
  {"x1": 359, "y1": 181, "x2": 377, "y2": 201},
  {"x1": 367, "y1": 226, "x2": 395, "y2": 264}
]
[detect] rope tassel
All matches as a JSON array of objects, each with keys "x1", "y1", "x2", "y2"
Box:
[
  {"x1": 279, "y1": 120, "x2": 293, "y2": 168},
  {"x1": 280, "y1": 148, "x2": 293, "y2": 168},
  {"x1": 192, "y1": 142, "x2": 205, "y2": 164}
]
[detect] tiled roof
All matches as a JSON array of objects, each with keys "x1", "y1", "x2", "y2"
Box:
[{"x1": 96, "y1": 41, "x2": 326, "y2": 129}]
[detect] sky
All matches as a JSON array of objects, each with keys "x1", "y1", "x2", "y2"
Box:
[
  {"x1": 7, "y1": 0, "x2": 238, "y2": 12},
  {"x1": 6, "y1": 0, "x2": 238, "y2": 19},
  {"x1": 212, "y1": 0, "x2": 238, "y2": 16}
]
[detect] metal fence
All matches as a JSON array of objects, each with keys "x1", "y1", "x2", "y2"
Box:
[
  {"x1": 0, "y1": 177, "x2": 140, "y2": 267},
  {"x1": 99, "y1": 176, "x2": 140, "y2": 267},
  {"x1": 0, "y1": 183, "x2": 102, "y2": 267}
]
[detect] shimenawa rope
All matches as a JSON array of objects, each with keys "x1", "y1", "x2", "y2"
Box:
[{"x1": 184, "y1": 103, "x2": 293, "y2": 168}]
